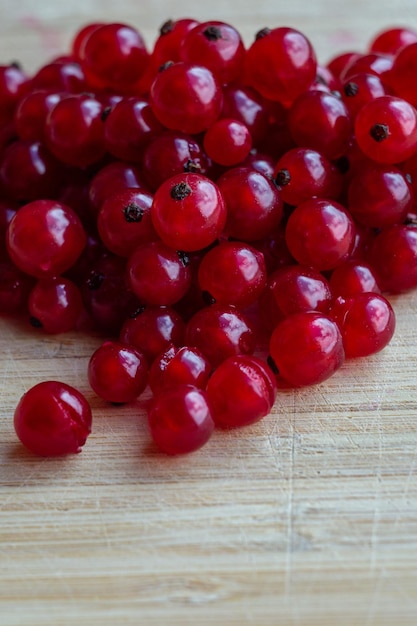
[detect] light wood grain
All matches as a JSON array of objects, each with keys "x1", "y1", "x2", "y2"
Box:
[{"x1": 1, "y1": 1, "x2": 417, "y2": 625}]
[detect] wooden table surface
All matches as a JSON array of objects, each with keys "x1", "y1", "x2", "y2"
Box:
[{"x1": 1, "y1": 1, "x2": 417, "y2": 624}]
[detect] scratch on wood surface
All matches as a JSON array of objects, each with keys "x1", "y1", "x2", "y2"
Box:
[{"x1": 285, "y1": 421, "x2": 295, "y2": 597}]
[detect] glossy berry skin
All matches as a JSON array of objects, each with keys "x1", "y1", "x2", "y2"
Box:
[
  {"x1": 97, "y1": 187, "x2": 156, "y2": 257},
  {"x1": 7, "y1": 199, "x2": 86, "y2": 278},
  {"x1": 152, "y1": 18, "x2": 200, "y2": 66},
  {"x1": 88, "y1": 340, "x2": 148, "y2": 403},
  {"x1": 387, "y1": 42, "x2": 417, "y2": 107},
  {"x1": 0, "y1": 140, "x2": 63, "y2": 202},
  {"x1": 367, "y1": 224, "x2": 417, "y2": 293},
  {"x1": 288, "y1": 90, "x2": 352, "y2": 160},
  {"x1": 369, "y1": 27, "x2": 417, "y2": 54},
  {"x1": 0, "y1": 259, "x2": 33, "y2": 315},
  {"x1": 0, "y1": 63, "x2": 28, "y2": 123},
  {"x1": 28, "y1": 277, "x2": 83, "y2": 334},
  {"x1": 120, "y1": 306, "x2": 186, "y2": 364},
  {"x1": 245, "y1": 27, "x2": 316, "y2": 104},
  {"x1": 127, "y1": 241, "x2": 191, "y2": 306},
  {"x1": 14, "y1": 90, "x2": 64, "y2": 142},
  {"x1": 269, "y1": 311, "x2": 345, "y2": 387},
  {"x1": 149, "y1": 344, "x2": 211, "y2": 394},
  {"x1": 329, "y1": 260, "x2": 381, "y2": 298},
  {"x1": 151, "y1": 173, "x2": 227, "y2": 252},
  {"x1": 206, "y1": 355, "x2": 277, "y2": 428},
  {"x1": 341, "y1": 72, "x2": 386, "y2": 120},
  {"x1": 330, "y1": 293, "x2": 395, "y2": 358},
  {"x1": 259, "y1": 265, "x2": 332, "y2": 331},
  {"x1": 80, "y1": 22, "x2": 148, "y2": 90},
  {"x1": 143, "y1": 131, "x2": 209, "y2": 191},
  {"x1": 221, "y1": 85, "x2": 269, "y2": 145},
  {"x1": 149, "y1": 62, "x2": 223, "y2": 134},
  {"x1": 71, "y1": 22, "x2": 103, "y2": 61},
  {"x1": 340, "y1": 53, "x2": 393, "y2": 83},
  {"x1": 148, "y1": 384, "x2": 214, "y2": 455},
  {"x1": 347, "y1": 164, "x2": 412, "y2": 228},
  {"x1": 180, "y1": 21, "x2": 245, "y2": 85},
  {"x1": 45, "y1": 93, "x2": 106, "y2": 167},
  {"x1": 14, "y1": 381, "x2": 92, "y2": 456},
  {"x1": 185, "y1": 304, "x2": 255, "y2": 367},
  {"x1": 103, "y1": 97, "x2": 163, "y2": 162},
  {"x1": 285, "y1": 198, "x2": 355, "y2": 271},
  {"x1": 274, "y1": 147, "x2": 342, "y2": 206},
  {"x1": 203, "y1": 118, "x2": 252, "y2": 166},
  {"x1": 88, "y1": 161, "x2": 146, "y2": 215},
  {"x1": 197, "y1": 241, "x2": 267, "y2": 308},
  {"x1": 217, "y1": 167, "x2": 283, "y2": 241},
  {"x1": 31, "y1": 60, "x2": 87, "y2": 94},
  {"x1": 354, "y1": 95, "x2": 417, "y2": 164}
]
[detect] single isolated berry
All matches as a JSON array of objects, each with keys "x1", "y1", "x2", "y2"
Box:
[{"x1": 14, "y1": 381, "x2": 92, "y2": 456}]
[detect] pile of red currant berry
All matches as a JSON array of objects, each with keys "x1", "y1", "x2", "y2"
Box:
[{"x1": 4, "y1": 19, "x2": 417, "y2": 456}]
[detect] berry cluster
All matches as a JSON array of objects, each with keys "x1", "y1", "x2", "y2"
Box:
[{"x1": 4, "y1": 20, "x2": 417, "y2": 456}]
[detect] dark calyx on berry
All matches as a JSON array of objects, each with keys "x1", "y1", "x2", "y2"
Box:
[
  {"x1": 129, "y1": 305, "x2": 146, "y2": 318},
  {"x1": 170, "y1": 181, "x2": 192, "y2": 200},
  {"x1": 158, "y1": 60, "x2": 174, "y2": 72},
  {"x1": 255, "y1": 27, "x2": 271, "y2": 40},
  {"x1": 370, "y1": 123, "x2": 389, "y2": 142},
  {"x1": 344, "y1": 82, "x2": 359, "y2": 97},
  {"x1": 160, "y1": 19, "x2": 174, "y2": 35},
  {"x1": 123, "y1": 203, "x2": 144, "y2": 222},
  {"x1": 203, "y1": 25, "x2": 223, "y2": 41},
  {"x1": 86, "y1": 271, "x2": 105, "y2": 291},
  {"x1": 184, "y1": 158, "x2": 202, "y2": 173},
  {"x1": 275, "y1": 168, "x2": 291, "y2": 187},
  {"x1": 177, "y1": 250, "x2": 190, "y2": 266},
  {"x1": 29, "y1": 316, "x2": 43, "y2": 328},
  {"x1": 202, "y1": 290, "x2": 217, "y2": 305}
]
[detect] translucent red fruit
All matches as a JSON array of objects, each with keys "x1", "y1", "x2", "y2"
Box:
[
  {"x1": 6, "y1": 199, "x2": 87, "y2": 278},
  {"x1": 149, "y1": 344, "x2": 212, "y2": 394},
  {"x1": 28, "y1": 277, "x2": 83, "y2": 334},
  {"x1": 88, "y1": 340, "x2": 148, "y2": 404},
  {"x1": 330, "y1": 293, "x2": 395, "y2": 358},
  {"x1": 14, "y1": 381, "x2": 92, "y2": 456},
  {"x1": 244, "y1": 26, "x2": 317, "y2": 104},
  {"x1": 197, "y1": 241, "x2": 267, "y2": 308},
  {"x1": 206, "y1": 355, "x2": 277, "y2": 428},
  {"x1": 354, "y1": 95, "x2": 417, "y2": 164},
  {"x1": 285, "y1": 198, "x2": 356, "y2": 271},
  {"x1": 149, "y1": 61, "x2": 223, "y2": 134},
  {"x1": 79, "y1": 22, "x2": 149, "y2": 90},
  {"x1": 269, "y1": 311, "x2": 345, "y2": 387},
  {"x1": 151, "y1": 172, "x2": 227, "y2": 252},
  {"x1": 203, "y1": 118, "x2": 252, "y2": 166},
  {"x1": 367, "y1": 224, "x2": 417, "y2": 293},
  {"x1": 347, "y1": 164, "x2": 412, "y2": 228},
  {"x1": 147, "y1": 385, "x2": 214, "y2": 455}
]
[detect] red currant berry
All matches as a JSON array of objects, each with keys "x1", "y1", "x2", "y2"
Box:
[
  {"x1": 288, "y1": 90, "x2": 352, "y2": 160},
  {"x1": 217, "y1": 167, "x2": 283, "y2": 241},
  {"x1": 149, "y1": 344, "x2": 211, "y2": 394},
  {"x1": 120, "y1": 306, "x2": 186, "y2": 364},
  {"x1": 14, "y1": 90, "x2": 64, "y2": 142},
  {"x1": 341, "y1": 72, "x2": 386, "y2": 120},
  {"x1": 203, "y1": 118, "x2": 252, "y2": 166},
  {"x1": 152, "y1": 18, "x2": 200, "y2": 66},
  {"x1": 285, "y1": 198, "x2": 355, "y2": 271},
  {"x1": 347, "y1": 164, "x2": 412, "y2": 228},
  {"x1": 354, "y1": 95, "x2": 417, "y2": 164},
  {"x1": 148, "y1": 384, "x2": 214, "y2": 455},
  {"x1": 88, "y1": 340, "x2": 148, "y2": 404},
  {"x1": 88, "y1": 161, "x2": 147, "y2": 216},
  {"x1": 149, "y1": 61, "x2": 223, "y2": 134},
  {"x1": 97, "y1": 187, "x2": 156, "y2": 257},
  {"x1": 0, "y1": 259, "x2": 33, "y2": 315},
  {"x1": 0, "y1": 62, "x2": 28, "y2": 123},
  {"x1": 180, "y1": 21, "x2": 245, "y2": 85},
  {"x1": 274, "y1": 147, "x2": 342, "y2": 206},
  {"x1": 197, "y1": 241, "x2": 267, "y2": 308},
  {"x1": 221, "y1": 84, "x2": 269, "y2": 146},
  {"x1": 7, "y1": 199, "x2": 87, "y2": 278},
  {"x1": 367, "y1": 224, "x2": 417, "y2": 293},
  {"x1": 31, "y1": 60, "x2": 87, "y2": 93},
  {"x1": 185, "y1": 303, "x2": 256, "y2": 367},
  {"x1": 14, "y1": 381, "x2": 92, "y2": 456},
  {"x1": 269, "y1": 311, "x2": 345, "y2": 387},
  {"x1": 28, "y1": 276, "x2": 83, "y2": 334},
  {"x1": 80, "y1": 23, "x2": 149, "y2": 90},
  {"x1": 45, "y1": 93, "x2": 106, "y2": 167},
  {"x1": 369, "y1": 27, "x2": 417, "y2": 54},
  {"x1": 330, "y1": 293, "x2": 395, "y2": 358},
  {"x1": 245, "y1": 27, "x2": 317, "y2": 104},
  {"x1": 206, "y1": 355, "x2": 277, "y2": 428},
  {"x1": 329, "y1": 260, "x2": 381, "y2": 298},
  {"x1": 127, "y1": 241, "x2": 191, "y2": 306},
  {"x1": 151, "y1": 172, "x2": 226, "y2": 252}
]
